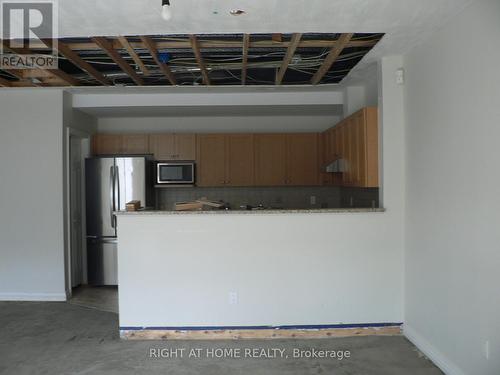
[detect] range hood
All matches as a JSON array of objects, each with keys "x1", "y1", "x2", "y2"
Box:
[{"x1": 325, "y1": 159, "x2": 347, "y2": 173}]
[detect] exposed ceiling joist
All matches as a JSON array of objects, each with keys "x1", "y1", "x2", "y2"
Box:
[
  {"x1": 43, "y1": 39, "x2": 110, "y2": 86},
  {"x1": 0, "y1": 33, "x2": 382, "y2": 87},
  {"x1": 1, "y1": 40, "x2": 79, "y2": 86},
  {"x1": 139, "y1": 36, "x2": 177, "y2": 85},
  {"x1": 55, "y1": 38, "x2": 377, "y2": 52},
  {"x1": 311, "y1": 33, "x2": 354, "y2": 85},
  {"x1": 118, "y1": 36, "x2": 151, "y2": 77},
  {"x1": 189, "y1": 35, "x2": 210, "y2": 86},
  {"x1": 92, "y1": 36, "x2": 144, "y2": 86},
  {"x1": 0, "y1": 76, "x2": 12, "y2": 87},
  {"x1": 241, "y1": 34, "x2": 250, "y2": 85},
  {"x1": 275, "y1": 33, "x2": 302, "y2": 85},
  {"x1": 272, "y1": 33, "x2": 283, "y2": 43}
]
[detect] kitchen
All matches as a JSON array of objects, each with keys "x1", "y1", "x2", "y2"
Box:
[
  {"x1": 82, "y1": 101, "x2": 384, "y2": 333},
  {"x1": 1, "y1": 2, "x2": 498, "y2": 374}
]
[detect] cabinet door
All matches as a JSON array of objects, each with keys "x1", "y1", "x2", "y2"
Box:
[
  {"x1": 149, "y1": 134, "x2": 175, "y2": 160},
  {"x1": 254, "y1": 134, "x2": 287, "y2": 186},
  {"x1": 175, "y1": 134, "x2": 196, "y2": 160},
  {"x1": 197, "y1": 134, "x2": 226, "y2": 186},
  {"x1": 364, "y1": 107, "x2": 379, "y2": 187},
  {"x1": 122, "y1": 134, "x2": 149, "y2": 154},
  {"x1": 93, "y1": 134, "x2": 123, "y2": 155},
  {"x1": 226, "y1": 134, "x2": 255, "y2": 186},
  {"x1": 319, "y1": 132, "x2": 332, "y2": 185},
  {"x1": 352, "y1": 111, "x2": 366, "y2": 187},
  {"x1": 286, "y1": 133, "x2": 319, "y2": 186}
]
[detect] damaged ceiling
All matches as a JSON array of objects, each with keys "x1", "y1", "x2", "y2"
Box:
[{"x1": 0, "y1": 33, "x2": 383, "y2": 87}]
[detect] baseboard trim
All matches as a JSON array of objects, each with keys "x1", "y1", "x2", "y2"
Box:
[
  {"x1": 0, "y1": 292, "x2": 67, "y2": 302},
  {"x1": 403, "y1": 324, "x2": 466, "y2": 375},
  {"x1": 121, "y1": 323, "x2": 402, "y2": 340}
]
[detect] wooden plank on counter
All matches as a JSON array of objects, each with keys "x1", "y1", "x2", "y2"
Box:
[{"x1": 121, "y1": 326, "x2": 401, "y2": 340}]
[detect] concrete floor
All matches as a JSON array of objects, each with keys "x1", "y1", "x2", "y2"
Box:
[
  {"x1": 0, "y1": 302, "x2": 443, "y2": 375},
  {"x1": 69, "y1": 285, "x2": 118, "y2": 313}
]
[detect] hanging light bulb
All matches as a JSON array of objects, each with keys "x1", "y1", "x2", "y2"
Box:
[{"x1": 161, "y1": 0, "x2": 172, "y2": 21}]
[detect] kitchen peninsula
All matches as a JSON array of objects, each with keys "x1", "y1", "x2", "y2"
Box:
[{"x1": 115, "y1": 206, "x2": 395, "y2": 339}]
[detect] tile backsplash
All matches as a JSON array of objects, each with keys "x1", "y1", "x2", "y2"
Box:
[{"x1": 156, "y1": 186, "x2": 379, "y2": 210}]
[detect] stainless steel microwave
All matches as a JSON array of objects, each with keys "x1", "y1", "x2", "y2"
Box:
[{"x1": 156, "y1": 162, "x2": 195, "y2": 185}]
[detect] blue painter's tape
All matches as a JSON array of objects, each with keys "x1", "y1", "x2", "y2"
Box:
[{"x1": 120, "y1": 322, "x2": 403, "y2": 331}]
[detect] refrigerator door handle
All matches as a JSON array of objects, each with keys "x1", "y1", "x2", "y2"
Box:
[
  {"x1": 110, "y1": 166, "x2": 115, "y2": 228},
  {"x1": 115, "y1": 165, "x2": 121, "y2": 211}
]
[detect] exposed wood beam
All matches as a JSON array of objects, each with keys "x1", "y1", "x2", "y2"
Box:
[
  {"x1": 139, "y1": 36, "x2": 176, "y2": 85},
  {"x1": 56, "y1": 38, "x2": 377, "y2": 52},
  {"x1": 189, "y1": 35, "x2": 210, "y2": 85},
  {"x1": 275, "y1": 33, "x2": 302, "y2": 85},
  {"x1": 272, "y1": 33, "x2": 283, "y2": 43},
  {"x1": 43, "y1": 39, "x2": 110, "y2": 85},
  {"x1": 118, "y1": 36, "x2": 151, "y2": 77},
  {"x1": 9, "y1": 80, "x2": 38, "y2": 87},
  {"x1": 0, "y1": 76, "x2": 12, "y2": 87},
  {"x1": 241, "y1": 34, "x2": 250, "y2": 85},
  {"x1": 311, "y1": 33, "x2": 354, "y2": 85},
  {"x1": 1, "y1": 40, "x2": 79, "y2": 86},
  {"x1": 92, "y1": 36, "x2": 143, "y2": 86}
]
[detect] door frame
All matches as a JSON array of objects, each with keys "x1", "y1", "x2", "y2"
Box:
[{"x1": 64, "y1": 127, "x2": 91, "y2": 299}]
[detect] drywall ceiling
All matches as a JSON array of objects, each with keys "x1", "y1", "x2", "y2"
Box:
[
  {"x1": 77, "y1": 104, "x2": 344, "y2": 117},
  {"x1": 59, "y1": 0, "x2": 475, "y2": 72}
]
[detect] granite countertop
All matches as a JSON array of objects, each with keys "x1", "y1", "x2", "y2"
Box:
[{"x1": 115, "y1": 208, "x2": 385, "y2": 215}]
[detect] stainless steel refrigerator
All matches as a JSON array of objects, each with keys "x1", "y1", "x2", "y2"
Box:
[{"x1": 85, "y1": 156, "x2": 154, "y2": 285}]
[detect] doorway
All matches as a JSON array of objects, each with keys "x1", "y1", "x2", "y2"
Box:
[{"x1": 65, "y1": 128, "x2": 90, "y2": 298}]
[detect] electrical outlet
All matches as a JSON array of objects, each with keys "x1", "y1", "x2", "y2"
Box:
[
  {"x1": 484, "y1": 340, "x2": 490, "y2": 360},
  {"x1": 310, "y1": 196, "x2": 316, "y2": 205},
  {"x1": 229, "y1": 292, "x2": 238, "y2": 305}
]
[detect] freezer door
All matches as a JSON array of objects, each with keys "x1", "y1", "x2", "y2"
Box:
[
  {"x1": 85, "y1": 157, "x2": 116, "y2": 237},
  {"x1": 87, "y1": 238, "x2": 118, "y2": 286},
  {"x1": 115, "y1": 157, "x2": 147, "y2": 211}
]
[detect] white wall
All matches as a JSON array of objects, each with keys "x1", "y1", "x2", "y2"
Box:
[
  {"x1": 0, "y1": 89, "x2": 67, "y2": 301},
  {"x1": 342, "y1": 63, "x2": 379, "y2": 118},
  {"x1": 404, "y1": 1, "x2": 500, "y2": 374},
  {"x1": 118, "y1": 212, "x2": 401, "y2": 327},
  {"x1": 97, "y1": 115, "x2": 341, "y2": 133}
]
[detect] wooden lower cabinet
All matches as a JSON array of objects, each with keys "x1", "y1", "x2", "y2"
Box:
[{"x1": 254, "y1": 134, "x2": 287, "y2": 186}]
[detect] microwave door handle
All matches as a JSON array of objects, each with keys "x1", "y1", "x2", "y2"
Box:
[{"x1": 110, "y1": 166, "x2": 115, "y2": 228}]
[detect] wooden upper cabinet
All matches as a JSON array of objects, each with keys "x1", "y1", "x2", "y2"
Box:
[
  {"x1": 364, "y1": 107, "x2": 379, "y2": 187},
  {"x1": 325, "y1": 107, "x2": 379, "y2": 188},
  {"x1": 175, "y1": 134, "x2": 196, "y2": 160},
  {"x1": 92, "y1": 134, "x2": 148, "y2": 155},
  {"x1": 149, "y1": 133, "x2": 196, "y2": 160},
  {"x1": 254, "y1": 134, "x2": 287, "y2": 186},
  {"x1": 196, "y1": 134, "x2": 226, "y2": 186},
  {"x1": 286, "y1": 133, "x2": 319, "y2": 186},
  {"x1": 225, "y1": 134, "x2": 255, "y2": 187},
  {"x1": 93, "y1": 134, "x2": 123, "y2": 155},
  {"x1": 122, "y1": 134, "x2": 149, "y2": 154},
  {"x1": 149, "y1": 134, "x2": 175, "y2": 160}
]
